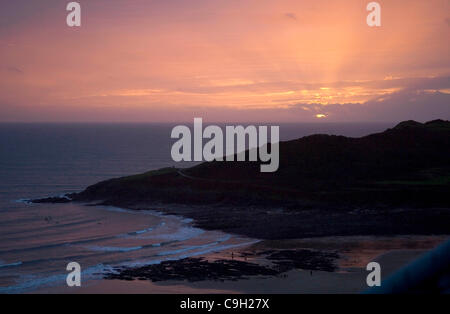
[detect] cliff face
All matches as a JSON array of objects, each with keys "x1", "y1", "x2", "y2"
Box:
[{"x1": 71, "y1": 120, "x2": 450, "y2": 208}]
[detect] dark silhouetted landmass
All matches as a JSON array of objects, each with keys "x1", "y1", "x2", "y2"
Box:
[{"x1": 69, "y1": 119, "x2": 450, "y2": 207}]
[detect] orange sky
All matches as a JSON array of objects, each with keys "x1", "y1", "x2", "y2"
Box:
[{"x1": 0, "y1": 0, "x2": 449, "y2": 122}]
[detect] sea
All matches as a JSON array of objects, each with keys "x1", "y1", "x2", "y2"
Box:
[{"x1": 0, "y1": 122, "x2": 393, "y2": 293}]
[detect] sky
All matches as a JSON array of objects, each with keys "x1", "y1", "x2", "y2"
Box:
[{"x1": 0, "y1": 0, "x2": 449, "y2": 122}]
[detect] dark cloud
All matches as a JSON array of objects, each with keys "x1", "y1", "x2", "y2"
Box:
[
  {"x1": 361, "y1": 89, "x2": 449, "y2": 121},
  {"x1": 3, "y1": 66, "x2": 24, "y2": 74},
  {"x1": 289, "y1": 89, "x2": 450, "y2": 122},
  {"x1": 0, "y1": 66, "x2": 24, "y2": 74},
  {"x1": 285, "y1": 13, "x2": 297, "y2": 21}
]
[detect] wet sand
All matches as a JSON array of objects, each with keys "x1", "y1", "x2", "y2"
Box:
[{"x1": 35, "y1": 235, "x2": 448, "y2": 294}]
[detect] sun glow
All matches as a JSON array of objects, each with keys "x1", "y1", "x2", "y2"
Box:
[{"x1": 0, "y1": 0, "x2": 448, "y2": 122}]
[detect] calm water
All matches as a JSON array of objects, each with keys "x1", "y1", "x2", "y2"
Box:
[{"x1": 0, "y1": 122, "x2": 393, "y2": 293}]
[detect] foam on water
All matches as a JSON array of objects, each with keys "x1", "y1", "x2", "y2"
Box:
[
  {"x1": 86, "y1": 245, "x2": 144, "y2": 253},
  {"x1": 0, "y1": 263, "x2": 110, "y2": 294},
  {"x1": 0, "y1": 201, "x2": 256, "y2": 293},
  {"x1": 134, "y1": 226, "x2": 206, "y2": 241},
  {"x1": 0, "y1": 261, "x2": 23, "y2": 269}
]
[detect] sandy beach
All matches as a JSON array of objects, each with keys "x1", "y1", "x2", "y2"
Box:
[{"x1": 35, "y1": 235, "x2": 448, "y2": 294}]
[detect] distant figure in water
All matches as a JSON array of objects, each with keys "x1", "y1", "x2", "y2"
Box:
[
  {"x1": 310, "y1": 270, "x2": 313, "y2": 276},
  {"x1": 231, "y1": 252, "x2": 234, "y2": 260}
]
